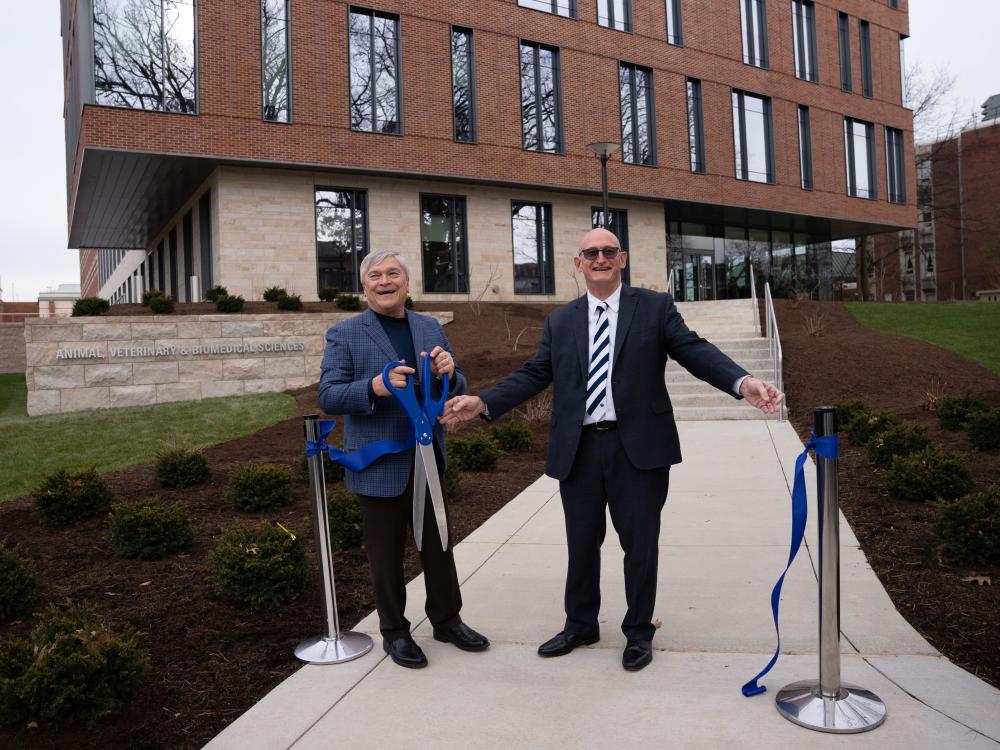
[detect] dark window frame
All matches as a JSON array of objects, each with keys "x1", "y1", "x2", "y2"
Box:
[
  {"x1": 591, "y1": 207, "x2": 630, "y2": 285},
  {"x1": 199, "y1": 190, "x2": 213, "y2": 291},
  {"x1": 518, "y1": 40, "x2": 565, "y2": 154},
  {"x1": 515, "y1": 0, "x2": 578, "y2": 19},
  {"x1": 182, "y1": 210, "x2": 194, "y2": 302},
  {"x1": 859, "y1": 19, "x2": 873, "y2": 98},
  {"x1": 314, "y1": 186, "x2": 370, "y2": 293},
  {"x1": 885, "y1": 126, "x2": 906, "y2": 204},
  {"x1": 686, "y1": 77, "x2": 706, "y2": 173},
  {"x1": 665, "y1": 0, "x2": 683, "y2": 45},
  {"x1": 347, "y1": 6, "x2": 403, "y2": 135},
  {"x1": 619, "y1": 62, "x2": 656, "y2": 166},
  {"x1": 740, "y1": 0, "x2": 769, "y2": 68},
  {"x1": 844, "y1": 117, "x2": 877, "y2": 200},
  {"x1": 838, "y1": 12, "x2": 852, "y2": 92},
  {"x1": 419, "y1": 193, "x2": 471, "y2": 294},
  {"x1": 450, "y1": 26, "x2": 477, "y2": 143},
  {"x1": 511, "y1": 201, "x2": 556, "y2": 295},
  {"x1": 732, "y1": 89, "x2": 775, "y2": 184},
  {"x1": 598, "y1": 0, "x2": 633, "y2": 32},
  {"x1": 261, "y1": 0, "x2": 292, "y2": 123},
  {"x1": 791, "y1": 0, "x2": 818, "y2": 83},
  {"x1": 797, "y1": 105, "x2": 813, "y2": 190}
]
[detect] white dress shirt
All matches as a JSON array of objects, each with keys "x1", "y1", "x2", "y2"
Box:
[{"x1": 582, "y1": 285, "x2": 622, "y2": 425}]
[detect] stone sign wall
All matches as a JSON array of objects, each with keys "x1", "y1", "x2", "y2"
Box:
[{"x1": 24, "y1": 312, "x2": 452, "y2": 416}]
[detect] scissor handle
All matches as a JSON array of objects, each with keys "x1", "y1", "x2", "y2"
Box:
[
  {"x1": 381, "y1": 360, "x2": 433, "y2": 444},
  {"x1": 421, "y1": 352, "x2": 450, "y2": 425}
]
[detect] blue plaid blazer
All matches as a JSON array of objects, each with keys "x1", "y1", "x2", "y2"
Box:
[{"x1": 318, "y1": 308, "x2": 467, "y2": 497}]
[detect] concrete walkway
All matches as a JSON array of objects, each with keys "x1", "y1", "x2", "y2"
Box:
[{"x1": 206, "y1": 420, "x2": 999, "y2": 750}]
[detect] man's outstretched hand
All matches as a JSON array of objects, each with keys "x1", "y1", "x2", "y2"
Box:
[
  {"x1": 441, "y1": 395, "x2": 485, "y2": 424},
  {"x1": 740, "y1": 377, "x2": 785, "y2": 414}
]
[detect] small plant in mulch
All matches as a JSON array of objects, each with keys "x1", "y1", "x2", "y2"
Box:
[
  {"x1": 262, "y1": 286, "x2": 287, "y2": 302},
  {"x1": 833, "y1": 400, "x2": 869, "y2": 430},
  {"x1": 885, "y1": 448, "x2": 974, "y2": 502},
  {"x1": 933, "y1": 486, "x2": 1000, "y2": 566},
  {"x1": 967, "y1": 409, "x2": 1000, "y2": 452},
  {"x1": 0, "y1": 543, "x2": 39, "y2": 618},
  {"x1": 215, "y1": 294, "x2": 245, "y2": 313},
  {"x1": 448, "y1": 433, "x2": 500, "y2": 472},
  {"x1": 209, "y1": 523, "x2": 307, "y2": 609},
  {"x1": 141, "y1": 289, "x2": 165, "y2": 305},
  {"x1": 147, "y1": 294, "x2": 175, "y2": 314},
  {"x1": 297, "y1": 452, "x2": 346, "y2": 484},
  {"x1": 106, "y1": 499, "x2": 193, "y2": 560},
  {"x1": 491, "y1": 420, "x2": 533, "y2": 453},
  {"x1": 276, "y1": 293, "x2": 303, "y2": 311},
  {"x1": 154, "y1": 447, "x2": 211, "y2": 488},
  {"x1": 318, "y1": 287, "x2": 340, "y2": 302},
  {"x1": 937, "y1": 393, "x2": 990, "y2": 431},
  {"x1": 865, "y1": 423, "x2": 931, "y2": 470},
  {"x1": 0, "y1": 602, "x2": 147, "y2": 727},
  {"x1": 71, "y1": 297, "x2": 109, "y2": 317},
  {"x1": 845, "y1": 411, "x2": 902, "y2": 447},
  {"x1": 444, "y1": 460, "x2": 461, "y2": 499},
  {"x1": 225, "y1": 464, "x2": 294, "y2": 512},
  {"x1": 32, "y1": 468, "x2": 113, "y2": 526},
  {"x1": 335, "y1": 294, "x2": 362, "y2": 311},
  {"x1": 204, "y1": 285, "x2": 229, "y2": 302},
  {"x1": 405, "y1": 296, "x2": 415, "y2": 310},
  {"x1": 328, "y1": 490, "x2": 363, "y2": 550}
]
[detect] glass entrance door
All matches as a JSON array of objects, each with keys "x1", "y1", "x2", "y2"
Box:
[{"x1": 682, "y1": 253, "x2": 714, "y2": 300}]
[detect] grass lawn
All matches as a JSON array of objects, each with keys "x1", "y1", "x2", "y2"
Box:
[
  {"x1": 0, "y1": 391, "x2": 296, "y2": 502},
  {"x1": 845, "y1": 301, "x2": 1000, "y2": 375}
]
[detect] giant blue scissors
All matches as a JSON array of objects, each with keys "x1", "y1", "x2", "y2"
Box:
[{"x1": 381, "y1": 354, "x2": 450, "y2": 552}]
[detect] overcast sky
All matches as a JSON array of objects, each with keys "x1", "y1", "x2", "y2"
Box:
[{"x1": 0, "y1": 1, "x2": 997, "y2": 302}]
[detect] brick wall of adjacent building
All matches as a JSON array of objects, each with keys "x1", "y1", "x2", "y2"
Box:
[
  {"x1": 79, "y1": 249, "x2": 99, "y2": 298},
  {"x1": 0, "y1": 324, "x2": 26, "y2": 373}
]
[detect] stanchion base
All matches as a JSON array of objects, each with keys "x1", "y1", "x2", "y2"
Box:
[
  {"x1": 295, "y1": 632, "x2": 373, "y2": 664},
  {"x1": 775, "y1": 680, "x2": 887, "y2": 733}
]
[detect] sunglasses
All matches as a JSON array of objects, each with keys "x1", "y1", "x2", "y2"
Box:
[{"x1": 579, "y1": 246, "x2": 622, "y2": 261}]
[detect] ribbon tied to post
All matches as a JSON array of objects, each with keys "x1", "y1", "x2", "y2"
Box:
[{"x1": 304, "y1": 418, "x2": 413, "y2": 472}]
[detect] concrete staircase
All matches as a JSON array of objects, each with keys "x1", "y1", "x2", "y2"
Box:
[{"x1": 667, "y1": 299, "x2": 780, "y2": 420}]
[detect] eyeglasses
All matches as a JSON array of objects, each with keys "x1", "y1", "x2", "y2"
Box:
[{"x1": 579, "y1": 246, "x2": 622, "y2": 261}]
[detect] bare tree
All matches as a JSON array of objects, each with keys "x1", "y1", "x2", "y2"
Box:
[{"x1": 467, "y1": 264, "x2": 500, "y2": 318}]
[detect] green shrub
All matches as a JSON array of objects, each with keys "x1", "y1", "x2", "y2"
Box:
[
  {"x1": 262, "y1": 286, "x2": 287, "y2": 302},
  {"x1": 404, "y1": 296, "x2": 415, "y2": 310},
  {"x1": 937, "y1": 393, "x2": 989, "y2": 431},
  {"x1": 0, "y1": 602, "x2": 147, "y2": 727},
  {"x1": 933, "y1": 487, "x2": 1000, "y2": 565},
  {"x1": 210, "y1": 523, "x2": 307, "y2": 608},
  {"x1": 833, "y1": 401, "x2": 870, "y2": 430},
  {"x1": 449, "y1": 433, "x2": 501, "y2": 472},
  {"x1": 154, "y1": 447, "x2": 211, "y2": 488},
  {"x1": 225, "y1": 464, "x2": 294, "y2": 512},
  {"x1": 215, "y1": 294, "x2": 245, "y2": 313},
  {"x1": 490, "y1": 420, "x2": 533, "y2": 453},
  {"x1": 107, "y1": 499, "x2": 193, "y2": 559},
  {"x1": 276, "y1": 293, "x2": 303, "y2": 311},
  {"x1": 147, "y1": 295, "x2": 174, "y2": 314},
  {"x1": 885, "y1": 448, "x2": 974, "y2": 501},
  {"x1": 967, "y1": 409, "x2": 1000, "y2": 452},
  {"x1": 328, "y1": 490, "x2": 363, "y2": 550},
  {"x1": 335, "y1": 294, "x2": 361, "y2": 311},
  {"x1": 298, "y1": 452, "x2": 345, "y2": 484},
  {"x1": 443, "y1": 460, "x2": 460, "y2": 499},
  {"x1": 318, "y1": 287, "x2": 340, "y2": 302},
  {"x1": 141, "y1": 289, "x2": 165, "y2": 305},
  {"x1": 845, "y1": 412, "x2": 901, "y2": 446},
  {"x1": 0, "y1": 544, "x2": 39, "y2": 619},
  {"x1": 205, "y1": 285, "x2": 229, "y2": 302},
  {"x1": 865, "y1": 423, "x2": 931, "y2": 469},
  {"x1": 71, "y1": 297, "x2": 109, "y2": 317},
  {"x1": 32, "y1": 468, "x2": 113, "y2": 526}
]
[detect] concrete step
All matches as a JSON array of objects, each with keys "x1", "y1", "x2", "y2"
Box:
[
  {"x1": 673, "y1": 405, "x2": 782, "y2": 420},
  {"x1": 666, "y1": 370, "x2": 777, "y2": 385},
  {"x1": 667, "y1": 357, "x2": 775, "y2": 372}
]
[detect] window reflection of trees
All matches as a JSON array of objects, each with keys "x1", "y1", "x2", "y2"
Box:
[
  {"x1": 520, "y1": 43, "x2": 561, "y2": 152},
  {"x1": 93, "y1": 0, "x2": 196, "y2": 113},
  {"x1": 451, "y1": 30, "x2": 474, "y2": 142},
  {"x1": 512, "y1": 203, "x2": 554, "y2": 294},
  {"x1": 349, "y1": 10, "x2": 399, "y2": 133},
  {"x1": 620, "y1": 64, "x2": 653, "y2": 165},
  {"x1": 315, "y1": 189, "x2": 368, "y2": 293},
  {"x1": 421, "y1": 196, "x2": 469, "y2": 294},
  {"x1": 261, "y1": 0, "x2": 289, "y2": 122}
]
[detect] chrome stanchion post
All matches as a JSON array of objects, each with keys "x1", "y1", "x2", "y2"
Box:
[
  {"x1": 295, "y1": 415, "x2": 373, "y2": 664},
  {"x1": 775, "y1": 406, "x2": 887, "y2": 733}
]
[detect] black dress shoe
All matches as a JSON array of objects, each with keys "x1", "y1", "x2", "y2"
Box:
[
  {"x1": 537, "y1": 629, "x2": 600, "y2": 657},
  {"x1": 383, "y1": 636, "x2": 428, "y2": 669},
  {"x1": 433, "y1": 619, "x2": 490, "y2": 651},
  {"x1": 622, "y1": 640, "x2": 653, "y2": 671}
]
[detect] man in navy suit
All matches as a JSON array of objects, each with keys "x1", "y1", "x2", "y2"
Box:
[
  {"x1": 443, "y1": 228, "x2": 782, "y2": 671},
  {"x1": 319, "y1": 250, "x2": 489, "y2": 669}
]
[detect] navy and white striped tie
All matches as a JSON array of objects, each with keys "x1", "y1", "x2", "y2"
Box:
[{"x1": 586, "y1": 303, "x2": 610, "y2": 417}]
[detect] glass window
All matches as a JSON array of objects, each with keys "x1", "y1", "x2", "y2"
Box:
[
  {"x1": 451, "y1": 28, "x2": 476, "y2": 143},
  {"x1": 349, "y1": 9, "x2": 401, "y2": 134},
  {"x1": 511, "y1": 202, "x2": 555, "y2": 294},
  {"x1": 262, "y1": 0, "x2": 290, "y2": 122},
  {"x1": 859, "y1": 19, "x2": 873, "y2": 97},
  {"x1": 797, "y1": 105, "x2": 813, "y2": 189},
  {"x1": 791, "y1": 0, "x2": 818, "y2": 82},
  {"x1": 598, "y1": 0, "x2": 632, "y2": 32},
  {"x1": 899, "y1": 35, "x2": 907, "y2": 106},
  {"x1": 421, "y1": 195, "x2": 469, "y2": 293},
  {"x1": 740, "y1": 0, "x2": 769, "y2": 68},
  {"x1": 838, "y1": 12, "x2": 852, "y2": 92},
  {"x1": 620, "y1": 64, "x2": 655, "y2": 165},
  {"x1": 666, "y1": 0, "x2": 683, "y2": 45},
  {"x1": 886, "y1": 127, "x2": 906, "y2": 204},
  {"x1": 517, "y1": 0, "x2": 576, "y2": 19},
  {"x1": 732, "y1": 90, "x2": 774, "y2": 183},
  {"x1": 844, "y1": 117, "x2": 876, "y2": 199},
  {"x1": 94, "y1": 0, "x2": 197, "y2": 113},
  {"x1": 315, "y1": 188, "x2": 369, "y2": 293},
  {"x1": 686, "y1": 78, "x2": 706, "y2": 173},
  {"x1": 520, "y1": 42, "x2": 563, "y2": 153},
  {"x1": 591, "y1": 207, "x2": 630, "y2": 285}
]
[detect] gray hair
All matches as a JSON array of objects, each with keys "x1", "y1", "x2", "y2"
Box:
[{"x1": 359, "y1": 250, "x2": 410, "y2": 283}]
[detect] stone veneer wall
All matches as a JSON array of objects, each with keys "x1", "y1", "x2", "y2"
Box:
[
  {"x1": 24, "y1": 312, "x2": 452, "y2": 416},
  {"x1": 1, "y1": 324, "x2": 26, "y2": 374}
]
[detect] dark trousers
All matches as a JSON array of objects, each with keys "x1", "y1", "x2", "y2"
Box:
[
  {"x1": 558, "y1": 425, "x2": 670, "y2": 643},
  {"x1": 358, "y1": 459, "x2": 462, "y2": 640}
]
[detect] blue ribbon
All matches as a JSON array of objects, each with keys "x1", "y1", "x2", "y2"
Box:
[
  {"x1": 305, "y1": 418, "x2": 413, "y2": 473},
  {"x1": 741, "y1": 431, "x2": 839, "y2": 697}
]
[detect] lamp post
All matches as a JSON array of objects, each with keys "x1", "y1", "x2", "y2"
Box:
[{"x1": 586, "y1": 141, "x2": 620, "y2": 229}]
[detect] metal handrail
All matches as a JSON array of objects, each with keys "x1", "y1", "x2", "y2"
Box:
[
  {"x1": 763, "y1": 282, "x2": 786, "y2": 422},
  {"x1": 749, "y1": 262, "x2": 760, "y2": 335}
]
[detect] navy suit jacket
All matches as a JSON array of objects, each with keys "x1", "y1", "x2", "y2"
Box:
[{"x1": 481, "y1": 286, "x2": 748, "y2": 480}]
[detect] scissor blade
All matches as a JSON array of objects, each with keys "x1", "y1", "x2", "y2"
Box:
[
  {"x1": 412, "y1": 450, "x2": 427, "y2": 552},
  {"x1": 418, "y1": 443, "x2": 449, "y2": 552}
]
